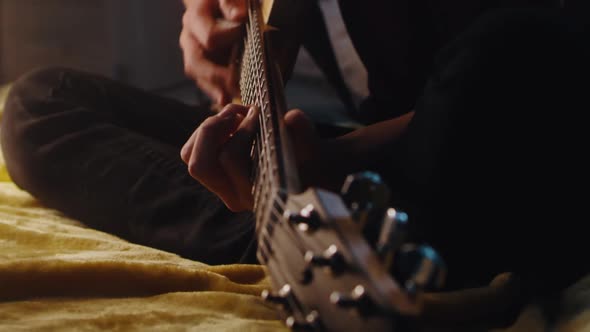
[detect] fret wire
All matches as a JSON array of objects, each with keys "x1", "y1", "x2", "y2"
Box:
[
  {"x1": 256, "y1": 138, "x2": 264, "y2": 195},
  {"x1": 241, "y1": 0, "x2": 289, "y2": 238},
  {"x1": 256, "y1": 176, "x2": 277, "y2": 218},
  {"x1": 255, "y1": 157, "x2": 269, "y2": 211},
  {"x1": 250, "y1": 142, "x2": 258, "y2": 185},
  {"x1": 250, "y1": 137, "x2": 256, "y2": 159},
  {"x1": 253, "y1": 133, "x2": 264, "y2": 209},
  {"x1": 256, "y1": 76, "x2": 277, "y2": 193}
]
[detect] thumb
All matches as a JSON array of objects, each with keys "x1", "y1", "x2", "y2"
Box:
[
  {"x1": 219, "y1": 105, "x2": 260, "y2": 211},
  {"x1": 284, "y1": 109, "x2": 317, "y2": 161},
  {"x1": 285, "y1": 109, "x2": 316, "y2": 138}
]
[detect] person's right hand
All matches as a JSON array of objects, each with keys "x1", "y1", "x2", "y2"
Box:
[{"x1": 180, "y1": 0, "x2": 247, "y2": 107}]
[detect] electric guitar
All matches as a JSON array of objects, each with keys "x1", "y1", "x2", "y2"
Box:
[{"x1": 235, "y1": 0, "x2": 447, "y2": 330}]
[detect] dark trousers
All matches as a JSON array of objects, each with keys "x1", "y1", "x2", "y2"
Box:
[
  {"x1": 1, "y1": 9, "x2": 588, "y2": 294},
  {"x1": 0, "y1": 66, "x2": 258, "y2": 265}
]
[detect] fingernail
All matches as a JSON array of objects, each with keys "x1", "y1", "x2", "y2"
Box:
[
  {"x1": 217, "y1": 109, "x2": 232, "y2": 119},
  {"x1": 180, "y1": 144, "x2": 190, "y2": 161},
  {"x1": 248, "y1": 106, "x2": 258, "y2": 118},
  {"x1": 217, "y1": 104, "x2": 236, "y2": 118},
  {"x1": 220, "y1": 109, "x2": 239, "y2": 120}
]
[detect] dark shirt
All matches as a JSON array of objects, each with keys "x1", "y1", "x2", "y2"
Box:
[{"x1": 336, "y1": 0, "x2": 560, "y2": 122}]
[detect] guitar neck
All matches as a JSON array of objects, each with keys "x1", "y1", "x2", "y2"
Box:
[
  {"x1": 239, "y1": 0, "x2": 301, "y2": 231},
  {"x1": 235, "y1": 3, "x2": 451, "y2": 331}
]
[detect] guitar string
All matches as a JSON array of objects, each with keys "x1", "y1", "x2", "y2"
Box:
[
  {"x1": 241, "y1": 1, "x2": 312, "y2": 258},
  {"x1": 241, "y1": 4, "x2": 421, "y2": 321}
]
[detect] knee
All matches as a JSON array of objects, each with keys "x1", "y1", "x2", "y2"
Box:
[
  {"x1": 4, "y1": 66, "x2": 73, "y2": 115},
  {"x1": 0, "y1": 66, "x2": 72, "y2": 191},
  {"x1": 1, "y1": 66, "x2": 75, "y2": 130}
]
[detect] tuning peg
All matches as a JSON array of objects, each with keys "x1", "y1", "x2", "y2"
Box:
[
  {"x1": 261, "y1": 284, "x2": 292, "y2": 306},
  {"x1": 330, "y1": 285, "x2": 377, "y2": 316},
  {"x1": 304, "y1": 245, "x2": 347, "y2": 274},
  {"x1": 377, "y1": 208, "x2": 410, "y2": 269},
  {"x1": 340, "y1": 172, "x2": 391, "y2": 232},
  {"x1": 285, "y1": 204, "x2": 321, "y2": 232},
  {"x1": 285, "y1": 310, "x2": 321, "y2": 331},
  {"x1": 301, "y1": 245, "x2": 347, "y2": 283},
  {"x1": 392, "y1": 244, "x2": 447, "y2": 294}
]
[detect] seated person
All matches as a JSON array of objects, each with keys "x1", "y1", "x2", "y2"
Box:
[{"x1": 1, "y1": 0, "x2": 588, "y2": 327}]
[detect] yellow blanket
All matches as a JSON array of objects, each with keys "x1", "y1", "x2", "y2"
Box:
[
  {"x1": 0, "y1": 84, "x2": 286, "y2": 331},
  {"x1": 1, "y1": 84, "x2": 589, "y2": 332}
]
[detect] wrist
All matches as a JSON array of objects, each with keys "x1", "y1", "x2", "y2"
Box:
[{"x1": 338, "y1": 111, "x2": 415, "y2": 168}]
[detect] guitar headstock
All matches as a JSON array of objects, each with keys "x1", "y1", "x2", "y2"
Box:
[{"x1": 257, "y1": 172, "x2": 446, "y2": 331}]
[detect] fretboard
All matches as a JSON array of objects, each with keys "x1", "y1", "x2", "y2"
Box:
[{"x1": 238, "y1": 0, "x2": 300, "y2": 238}]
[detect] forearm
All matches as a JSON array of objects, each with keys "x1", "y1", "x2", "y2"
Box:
[
  {"x1": 338, "y1": 111, "x2": 414, "y2": 170},
  {"x1": 309, "y1": 111, "x2": 414, "y2": 191}
]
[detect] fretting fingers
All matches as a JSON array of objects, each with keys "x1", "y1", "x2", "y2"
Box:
[
  {"x1": 219, "y1": 105, "x2": 260, "y2": 210},
  {"x1": 180, "y1": 102, "x2": 257, "y2": 212},
  {"x1": 187, "y1": 104, "x2": 248, "y2": 179}
]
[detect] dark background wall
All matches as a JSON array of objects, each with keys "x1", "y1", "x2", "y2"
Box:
[
  {"x1": 1, "y1": 0, "x2": 115, "y2": 84},
  {"x1": 0, "y1": 0, "x2": 187, "y2": 90},
  {"x1": 0, "y1": 3, "x2": 3, "y2": 82},
  {"x1": 0, "y1": 0, "x2": 362, "y2": 124}
]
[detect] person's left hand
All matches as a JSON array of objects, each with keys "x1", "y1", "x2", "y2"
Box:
[
  {"x1": 181, "y1": 104, "x2": 258, "y2": 212},
  {"x1": 181, "y1": 104, "x2": 334, "y2": 212}
]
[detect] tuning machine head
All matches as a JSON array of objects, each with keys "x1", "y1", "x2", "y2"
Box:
[
  {"x1": 377, "y1": 208, "x2": 409, "y2": 255},
  {"x1": 285, "y1": 204, "x2": 321, "y2": 232},
  {"x1": 261, "y1": 284, "x2": 293, "y2": 307},
  {"x1": 340, "y1": 172, "x2": 391, "y2": 230},
  {"x1": 304, "y1": 245, "x2": 347, "y2": 272},
  {"x1": 392, "y1": 244, "x2": 447, "y2": 294},
  {"x1": 285, "y1": 310, "x2": 321, "y2": 331},
  {"x1": 330, "y1": 285, "x2": 379, "y2": 316},
  {"x1": 301, "y1": 245, "x2": 348, "y2": 285}
]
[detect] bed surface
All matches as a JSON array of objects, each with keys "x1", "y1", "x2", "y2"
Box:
[
  {"x1": 1, "y1": 84, "x2": 590, "y2": 331},
  {"x1": 0, "y1": 176, "x2": 286, "y2": 331},
  {"x1": 0, "y1": 83, "x2": 287, "y2": 331}
]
